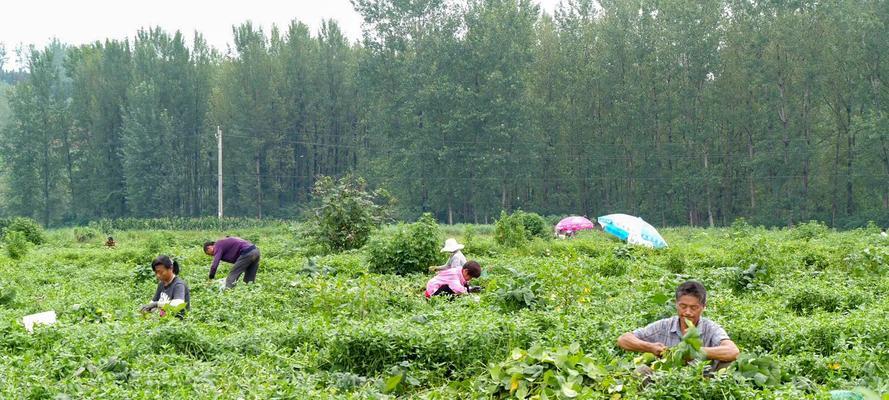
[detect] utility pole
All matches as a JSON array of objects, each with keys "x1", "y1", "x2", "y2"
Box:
[{"x1": 216, "y1": 126, "x2": 223, "y2": 219}]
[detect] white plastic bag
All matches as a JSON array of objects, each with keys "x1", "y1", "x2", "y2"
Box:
[{"x1": 22, "y1": 310, "x2": 57, "y2": 333}]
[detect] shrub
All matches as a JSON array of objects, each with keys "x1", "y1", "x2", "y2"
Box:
[
  {"x1": 480, "y1": 344, "x2": 631, "y2": 399},
  {"x1": 73, "y1": 227, "x2": 100, "y2": 243},
  {"x1": 791, "y1": 220, "x2": 830, "y2": 241},
  {"x1": 516, "y1": 211, "x2": 548, "y2": 240},
  {"x1": 663, "y1": 249, "x2": 687, "y2": 274},
  {"x1": 494, "y1": 210, "x2": 526, "y2": 247},
  {"x1": 87, "y1": 217, "x2": 284, "y2": 231},
  {"x1": 730, "y1": 261, "x2": 768, "y2": 293},
  {"x1": 367, "y1": 213, "x2": 442, "y2": 275},
  {"x1": 1, "y1": 217, "x2": 45, "y2": 245},
  {"x1": 843, "y1": 246, "x2": 888, "y2": 275},
  {"x1": 0, "y1": 281, "x2": 16, "y2": 306},
  {"x1": 307, "y1": 175, "x2": 394, "y2": 252},
  {"x1": 494, "y1": 211, "x2": 550, "y2": 248},
  {"x1": 130, "y1": 263, "x2": 155, "y2": 284},
  {"x1": 785, "y1": 286, "x2": 866, "y2": 315},
  {"x1": 490, "y1": 268, "x2": 543, "y2": 311},
  {"x1": 4, "y1": 231, "x2": 30, "y2": 260},
  {"x1": 596, "y1": 255, "x2": 628, "y2": 277}
]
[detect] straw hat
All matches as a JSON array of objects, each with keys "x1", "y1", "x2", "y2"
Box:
[{"x1": 441, "y1": 238, "x2": 464, "y2": 252}]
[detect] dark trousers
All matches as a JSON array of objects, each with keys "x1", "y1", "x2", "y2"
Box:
[{"x1": 225, "y1": 248, "x2": 260, "y2": 288}]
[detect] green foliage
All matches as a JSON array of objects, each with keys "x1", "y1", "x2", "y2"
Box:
[
  {"x1": 308, "y1": 175, "x2": 394, "y2": 252},
  {"x1": 380, "y1": 361, "x2": 423, "y2": 394},
  {"x1": 68, "y1": 303, "x2": 112, "y2": 323},
  {"x1": 517, "y1": 211, "x2": 548, "y2": 240},
  {"x1": 0, "y1": 281, "x2": 16, "y2": 306},
  {"x1": 481, "y1": 343, "x2": 629, "y2": 399},
  {"x1": 596, "y1": 255, "x2": 628, "y2": 277},
  {"x1": 0, "y1": 222, "x2": 886, "y2": 397},
  {"x1": 1, "y1": 217, "x2": 46, "y2": 245},
  {"x1": 731, "y1": 354, "x2": 784, "y2": 388},
  {"x1": 130, "y1": 263, "x2": 155, "y2": 284},
  {"x1": 792, "y1": 220, "x2": 831, "y2": 241},
  {"x1": 367, "y1": 213, "x2": 441, "y2": 275},
  {"x1": 148, "y1": 324, "x2": 212, "y2": 359},
  {"x1": 495, "y1": 211, "x2": 527, "y2": 247},
  {"x1": 464, "y1": 225, "x2": 499, "y2": 256},
  {"x1": 731, "y1": 262, "x2": 767, "y2": 293},
  {"x1": 72, "y1": 227, "x2": 99, "y2": 243},
  {"x1": 492, "y1": 211, "x2": 549, "y2": 244},
  {"x1": 843, "y1": 246, "x2": 888, "y2": 275},
  {"x1": 87, "y1": 217, "x2": 284, "y2": 232},
  {"x1": 160, "y1": 301, "x2": 188, "y2": 318},
  {"x1": 490, "y1": 268, "x2": 543, "y2": 311},
  {"x1": 4, "y1": 231, "x2": 30, "y2": 260},
  {"x1": 652, "y1": 319, "x2": 706, "y2": 370}
]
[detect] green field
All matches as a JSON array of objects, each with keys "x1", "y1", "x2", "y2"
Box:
[{"x1": 1, "y1": 221, "x2": 888, "y2": 399}]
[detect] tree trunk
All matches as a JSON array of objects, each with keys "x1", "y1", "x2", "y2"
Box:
[{"x1": 256, "y1": 155, "x2": 263, "y2": 219}]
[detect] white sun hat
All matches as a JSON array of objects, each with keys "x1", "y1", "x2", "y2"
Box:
[{"x1": 441, "y1": 238, "x2": 465, "y2": 252}]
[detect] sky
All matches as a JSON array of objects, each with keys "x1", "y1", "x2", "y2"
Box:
[{"x1": 0, "y1": 0, "x2": 563, "y2": 68}]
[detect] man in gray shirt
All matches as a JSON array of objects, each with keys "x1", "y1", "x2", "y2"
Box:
[{"x1": 617, "y1": 280, "x2": 739, "y2": 367}]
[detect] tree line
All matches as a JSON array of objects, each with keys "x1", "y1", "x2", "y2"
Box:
[{"x1": 0, "y1": 0, "x2": 887, "y2": 228}]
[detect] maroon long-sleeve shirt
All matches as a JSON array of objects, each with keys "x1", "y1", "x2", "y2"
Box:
[{"x1": 208, "y1": 237, "x2": 254, "y2": 279}]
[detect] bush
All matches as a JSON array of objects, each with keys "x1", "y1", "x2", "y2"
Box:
[
  {"x1": 791, "y1": 220, "x2": 830, "y2": 241},
  {"x1": 494, "y1": 210, "x2": 547, "y2": 247},
  {"x1": 463, "y1": 225, "x2": 498, "y2": 256},
  {"x1": 1, "y1": 217, "x2": 45, "y2": 245},
  {"x1": 494, "y1": 211, "x2": 526, "y2": 247},
  {"x1": 308, "y1": 175, "x2": 394, "y2": 252},
  {"x1": 0, "y1": 281, "x2": 16, "y2": 307},
  {"x1": 73, "y1": 227, "x2": 100, "y2": 243},
  {"x1": 480, "y1": 344, "x2": 631, "y2": 399},
  {"x1": 785, "y1": 286, "x2": 866, "y2": 315},
  {"x1": 87, "y1": 217, "x2": 284, "y2": 232},
  {"x1": 516, "y1": 211, "x2": 548, "y2": 240},
  {"x1": 489, "y1": 268, "x2": 544, "y2": 311},
  {"x1": 367, "y1": 213, "x2": 442, "y2": 275},
  {"x1": 596, "y1": 255, "x2": 628, "y2": 277},
  {"x1": 4, "y1": 231, "x2": 30, "y2": 260}
]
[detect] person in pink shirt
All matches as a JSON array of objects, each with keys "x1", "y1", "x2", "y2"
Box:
[{"x1": 425, "y1": 260, "x2": 482, "y2": 298}]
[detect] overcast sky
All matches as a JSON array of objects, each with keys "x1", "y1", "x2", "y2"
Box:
[{"x1": 1, "y1": 0, "x2": 562, "y2": 68}]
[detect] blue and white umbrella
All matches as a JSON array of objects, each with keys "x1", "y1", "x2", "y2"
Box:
[{"x1": 597, "y1": 213, "x2": 667, "y2": 249}]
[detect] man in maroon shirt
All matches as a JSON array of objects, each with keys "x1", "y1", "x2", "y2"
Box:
[{"x1": 203, "y1": 237, "x2": 260, "y2": 288}]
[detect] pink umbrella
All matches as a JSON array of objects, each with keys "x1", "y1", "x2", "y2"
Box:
[{"x1": 555, "y1": 216, "x2": 595, "y2": 233}]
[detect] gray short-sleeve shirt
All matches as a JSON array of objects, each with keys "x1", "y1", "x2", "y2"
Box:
[{"x1": 633, "y1": 316, "x2": 729, "y2": 348}]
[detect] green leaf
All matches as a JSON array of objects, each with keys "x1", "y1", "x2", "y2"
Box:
[
  {"x1": 651, "y1": 293, "x2": 669, "y2": 305},
  {"x1": 383, "y1": 373, "x2": 403, "y2": 393},
  {"x1": 561, "y1": 383, "x2": 578, "y2": 398},
  {"x1": 753, "y1": 372, "x2": 768, "y2": 386}
]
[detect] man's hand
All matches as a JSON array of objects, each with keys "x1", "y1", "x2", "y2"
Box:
[
  {"x1": 618, "y1": 332, "x2": 668, "y2": 356},
  {"x1": 649, "y1": 342, "x2": 667, "y2": 357},
  {"x1": 702, "y1": 340, "x2": 740, "y2": 362}
]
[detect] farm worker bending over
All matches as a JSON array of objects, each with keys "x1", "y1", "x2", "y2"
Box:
[
  {"x1": 429, "y1": 238, "x2": 467, "y2": 272},
  {"x1": 425, "y1": 260, "x2": 482, "y2": 298},
  {"x1": 140, "y1": 255, "x2": 190, "y2": 317},
  {"x1": 617, "y1": 280, "x2": 739, "y2": 371},
  {"x1": 204, "y1": 237, "x2": 260, "y2": 288}
]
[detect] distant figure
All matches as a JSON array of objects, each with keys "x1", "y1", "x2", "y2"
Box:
[
  {"x1": 105, "y1": 236, "x2": 116, "y2": 248},
  {"x1": 425, "y1": 260, "x2": 482, "y2": 298},
  {"x1": 429, "y1": 238, "x2": 467, "y2": 272},
  {"x1": 203, "y1": 237, "x2": 260, "y2": 288},
  {"x1": 881, "y1": 228, "x2": 887, "y2": 238},
  {"x1": 140, "y1": 255, "x2": 190, "y2": 318}
]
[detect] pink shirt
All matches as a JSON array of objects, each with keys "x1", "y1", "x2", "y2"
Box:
[{"x1": 425, "y1": 267, "x2": 467, "y2": 297}]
